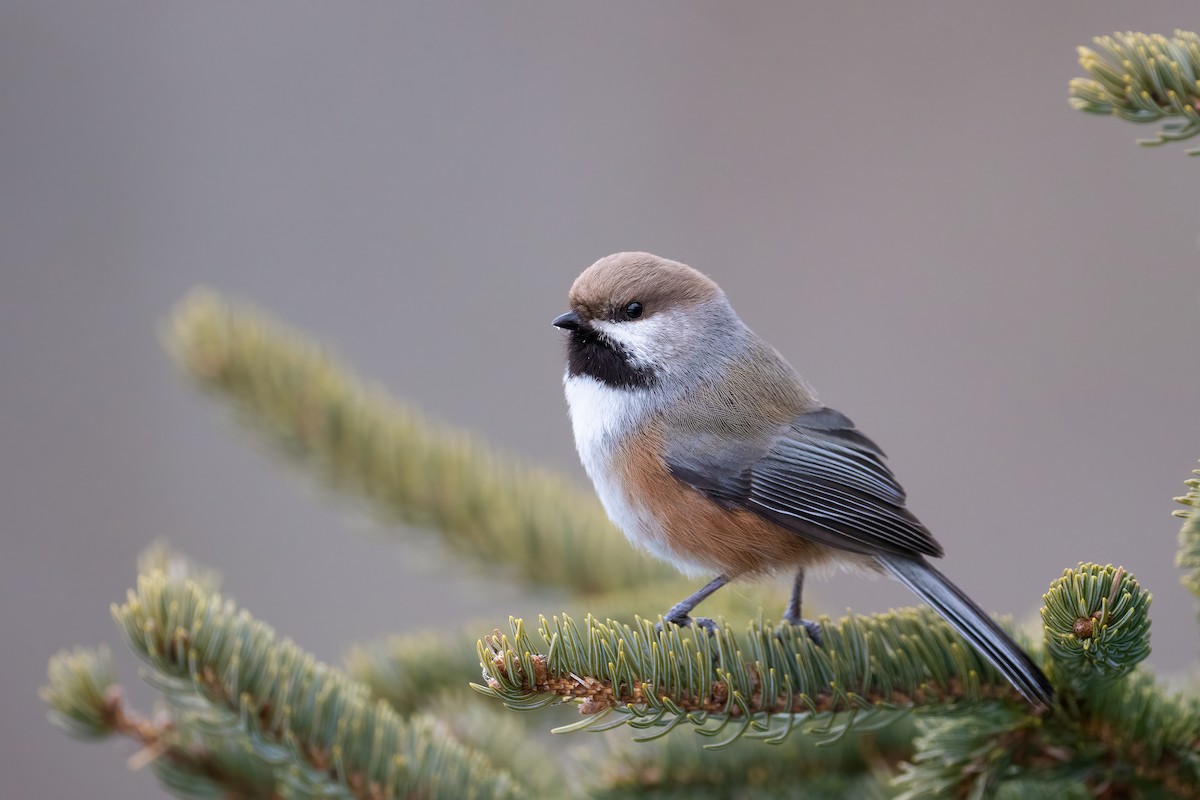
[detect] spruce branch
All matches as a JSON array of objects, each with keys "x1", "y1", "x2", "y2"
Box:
[
  {"x1": 893, "y1": 705, "x2": 1036, "y2": 800},
  {"x1": 343, "y1": 578, "x2": 781, "y2": 717},
  {"x1": 345, "y1": 634, "x2": 571, "y2": 796},
  {"x1": 138, "y1": 539, "x2": 222, "y2": 595},
  {"x1": 1175, "y1": 463, "x2": 1200, "y2": 599},
  {"x1": 894, "y1": 667, "x2": 1200, "y2": 797},
  {"x1": 1040, "y1": 563, "x2": 1151, "y2": 692},
  {"x1": 476, "y1": 564, "x2": 1188, "y2": 796},
  {"x1": 420, "y1": 699, "x2": 570, "y2": 799},
  {"x1": 583, "y1": 718, "x2": 914, "y2": 799},
  {"x1": 897, "y1": 667, "x2": 1200, "y2": 799},
  {"x1": 592, "y1": 769, "x2": 885, "y2": 800},
  {"x1": 166, "y1": 290, "x2": 670, "y2": 594},
  {"x1": 345, "y1": 579, "x2": 786, "y2": 720},
  {"x1": 42, "y1": 646, "x2": 291, "y2": 797},
  {"x1": 346, "y1": 630, "x2": 486, "y2": 716},
  {"x1": 41, "y1": 646, "x2": 120, "y2": 740},
  {"x1": 1069, "y1": 30, "x2": 1200, "y2": 154},
  {"x1": 994, "y1": 782, "x2": 1094, "y2": 800},
  {"x1": 475, "y1": 610, "x2": 1030, "y2": 748},
  {"x1": 98, "y1": 569, "x2": 527, "y2": 799},
  {"x1": 112, "y1": 696, "x2": 287, "y2": 800},
  {"x1": 1076, "y1": 669, "x2": 1200, "y2": 798}
]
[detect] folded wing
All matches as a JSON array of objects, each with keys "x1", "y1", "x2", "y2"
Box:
[{"x1": 666, "y1": 406, "x2": 944, "y2": 559}]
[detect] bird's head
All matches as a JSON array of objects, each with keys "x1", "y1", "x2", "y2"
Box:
[{"x1": 553, "y1": 252, "x2": 739, "y2": 390}]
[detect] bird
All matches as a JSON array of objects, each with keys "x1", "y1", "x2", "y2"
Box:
[{"x1": 551, "y1": 251, "x2": 1053, "y2": 707}]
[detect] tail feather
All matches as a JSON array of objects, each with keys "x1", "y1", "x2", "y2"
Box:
[{"x1": 877, "y1": 554, "x2": 1053, "y2": 707}]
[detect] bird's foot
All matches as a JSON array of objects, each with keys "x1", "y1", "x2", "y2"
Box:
[
  {"x1": 656, "y1": 615, "x2": 720, "y2": 636},
  {"x1": 777, "y1": 617, "x2": 823, "y2": 647}
]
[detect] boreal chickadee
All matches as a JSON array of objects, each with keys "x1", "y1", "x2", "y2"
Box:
[{"x1": 552, "y1": 251, "x2": 1052, "y2": 707}]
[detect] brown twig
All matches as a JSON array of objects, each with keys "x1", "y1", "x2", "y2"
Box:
[{"x1": 101, "y1": 684, "x2": 275, "y2": 800}]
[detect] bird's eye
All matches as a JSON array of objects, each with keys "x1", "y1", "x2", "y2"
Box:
[{"x1": 623, "y1": 301, "x2": 644, "y2": 320}]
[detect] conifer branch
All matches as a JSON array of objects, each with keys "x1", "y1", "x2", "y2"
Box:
[
  {"x1": 583, "y1": 717, "x2": 916, "y2": 798},
  {"x1": 166, "y1": 290, "x2": 671, "y2": 594},
  {"x1": 1070, "y1": 30, "x2": 1200, "y2": 154},
  {"x1": 115, "y1": 571, "x2": 526, "y2": 799},
  {"x1": 1075, "y1": 670, "x2": 1200, "y2": 798},
  {"x1": 49, "y1": 569, "x2": 531, "y2": 799},
  {"x1": 896, "y1": 667, "x2": 1200, "y2": 799},
  {"x1": 1040, "y1": 563, "x2": 1151, "y2": 691},
  {"x1": 138, "y1": 539, "x2": 222, "y2": 595},
  {"x1": 41, "y1": 647, "x2": 120, "y2": 740},
  {"x1": 421, "y1": 699, "x2": 572, "y2": 798},
  {"x1": 477, "y1": 560, "x2": 1189, "y2": 795},
  {"x1": 893, "y1": 705, "x2": 1038, "y2": 800},
  {"x1": 345, "y1": 578, "x2": 786, "y2": 719},
  {"x1": 345, "y1": 633, "x2": 573, "y2": 796},
  {"x1": 346, "y1": 630, "x2": 486, "y2": 716},
  {"x1": 94, "y1": 691, "x2": 289, "y2": 799},
  {"x1": 476, "y1": 610, "x2": 1031, "y2": 748},
  {"x1": 41, "y1": 646, "x2": 324, "y2": 798},
  {"x1": 1175, "y1": 463, "x2": 1200, "y2": 600}
]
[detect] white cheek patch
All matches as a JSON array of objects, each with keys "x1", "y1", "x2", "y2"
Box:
[{"x1": 591, "y1": 310, "x2": 685, "y2": 371}]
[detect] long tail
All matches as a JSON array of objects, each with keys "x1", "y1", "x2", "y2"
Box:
[{"x1": 876, "y1": 554, "x2": 1053, "y2": 707}]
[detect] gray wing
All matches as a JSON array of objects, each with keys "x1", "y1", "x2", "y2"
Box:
[{"x1": 665, "y1": 406, "x2": 944, "y2": 559}]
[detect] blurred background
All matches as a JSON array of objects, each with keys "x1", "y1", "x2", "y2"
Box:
[{"x1": 4, "y1": 2, "x2": 1200, "y2": 796}]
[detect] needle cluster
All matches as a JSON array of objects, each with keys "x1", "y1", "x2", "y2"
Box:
[{"x1": 1070, "y1": 30, "x2": 1200, "y2": 154}]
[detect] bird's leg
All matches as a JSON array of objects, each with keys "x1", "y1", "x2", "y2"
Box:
[
  {"x1": 781, "y1": 569, "x2": 823, "y2": 645},
  {"x1": 661, "y1": 575, "x2": 728, "y2": 634}
]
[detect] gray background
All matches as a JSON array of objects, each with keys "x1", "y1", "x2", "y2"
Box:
[{"x1": 4, "y1": 2, "x2": 1200, "y2": 797}]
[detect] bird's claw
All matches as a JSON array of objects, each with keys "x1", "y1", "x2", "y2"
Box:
[
  {"x1": 777, "y1": 618, "x2": 824, "y2": 647},
  {"x1": 656, "y1": 616, "x2": 720, "y2": 636}
]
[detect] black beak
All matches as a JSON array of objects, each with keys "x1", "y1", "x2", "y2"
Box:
[{"x1": 552, "y1": 310, "x2": 583, "y2": 331}]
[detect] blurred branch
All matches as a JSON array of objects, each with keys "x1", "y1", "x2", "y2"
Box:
[
  {"x1": 1175, "y1": 463, "x2": 1200, "y2": 601},
  {"x1": 44, "y1": 648, "x2": 291, "y2": 798},
  {"x1": 346, "y1": 630, "x2": 485, "y2": 716},
  {"x1": 1069, "y1": 30, "x2": 1200, "y2": 154},
  {"x1": 41, "y1": 645, "x2": 320, "y2": 798},
  {"x1": 422, "y1": 698, "x2": 571, "y2": 798},
  {"x1": 344, "y1": 636, "x2": 584, "y2": 797},
  {"x1": 1074, "y1": 669, "x2": 1200, "y2": 797},
  {"x1": 41, "y1": 647, "x2": 120, "y2": 741},
  {"x1": 44, "y1": 566, "x2": 529, "y2": 799},
  {"x1": 582, "y1": 720, "x2": 914, "y2": 799},
  {"x1": 138, "y1": 538, "x2": 222, "y2": 595},
  {"x1": 166, "y1": 290, "x2": 672, "y2": 594}
]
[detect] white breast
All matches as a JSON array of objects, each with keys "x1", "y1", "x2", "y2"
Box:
[
  {"x1": 563, "y1": 374, "x2": 663, "y2": 547},
  {"x1": 562, "y1": 373, "x2": 648, "y2": 451},
  {"x1": 562, "y1": 372, "x2": 734, "y2": 578},
  {"x1": 566, "y1": 374, "x2": 744, "y2": 575}
]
